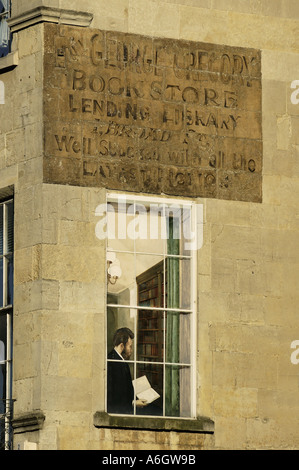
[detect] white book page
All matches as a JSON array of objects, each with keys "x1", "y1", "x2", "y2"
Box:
[
  {"x1": 137, "y1": 387, "x2": 160, "y2": 404},
  {"x1": 132, "y1": 375, "x2": 160, "y2": 404}
]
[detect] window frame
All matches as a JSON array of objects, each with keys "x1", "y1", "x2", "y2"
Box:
[
  {"x1": 0, "y1": 0, "x2": 11, "y2": 59},
  {"x1": 0, "y1": 197, "x2": 14, "y2": 450},
  {"x1": 105, "y1": 192, "x2": 198, "y2": 420}
]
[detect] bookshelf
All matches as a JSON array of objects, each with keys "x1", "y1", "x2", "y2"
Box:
[{"x1": 136, "y1": 260, "x2": 165, "y2": 404}]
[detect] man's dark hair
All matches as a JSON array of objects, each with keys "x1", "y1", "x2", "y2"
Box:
[{"x1": 113, "y1": 327, "x2": 134, "y2": 347}]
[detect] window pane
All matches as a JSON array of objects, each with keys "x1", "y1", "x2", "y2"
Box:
[
  {"x1": 0, "y1": 205, "x2": 3, "y2": 256},
  {"x1": 0, "y1": 259, "x2": 3, "y2": 308},
  {"x1": 6, "y1": 201, "x2": 13, "y2": 254},
  {"x1": 107, "y1": 356, "x2": 134, "y2": 415},
  {"x1": 106, "y1": 306, "x2": 135, "y2": 415},
  {"x1": 0, "y1": 0, "x2": 11, "y2": 58},
  {"x1": 135, "y1": 204, "x2": 167, "y2": 255},
  {"x1": 165, "y1": 365, "x2": 191, "y2": 418},
  {"x1": 179, "y1": 258, "x2": 192, "y2": 310},
  {"x1": 107, "y1": 307, "x2": 136, "y2": 358},
  {"x1": 180, "y1": 206, "x2": 193, "y2": 257},
  {"x1": 6, "y1": 254, "x2": 13, "y2": 306},
  {"x1": 165, "y1": 312, "x2": 191, "y2": 365},
  {"x1": 107, "y1": 201, "x2": 135, "y2": 253},
  {"x1": 135, "y1": 363, "x2": 163, "y2": 416},
  {"x1": 0, "y1": 315, "x2": 6, "y2": 362},
  {"x1": 136, "y1": 254, "x2": 165, "y2": 308},
  {"x1": 107, "y1": 251, "x2": 136, "y2": 303},
  {"x1": 165, "y1": 257, "x2": 192, "y2": 311},
  {"x1": 0, "y1": 364, "x2": 6, "y2": 413}
]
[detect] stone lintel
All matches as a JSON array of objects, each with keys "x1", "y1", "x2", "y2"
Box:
[
  {"x1": 8, "y1": 6, "x2": 93, "y2": 33},
  {"x1": 93, "y1": 412, "x2": 214, "y2": 434}
]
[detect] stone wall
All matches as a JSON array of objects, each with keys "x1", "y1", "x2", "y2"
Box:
[{"x1": 0, "y1": 21, "x2": 44, "y2": 430}]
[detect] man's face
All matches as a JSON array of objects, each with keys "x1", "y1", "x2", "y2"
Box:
[{"x1": 122, "y1": 337, "x2": 133, "y2": 360}]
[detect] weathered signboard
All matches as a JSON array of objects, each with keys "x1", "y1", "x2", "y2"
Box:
[{"x1": 44, "y1": 24, "x2": 262, "y2": 202}]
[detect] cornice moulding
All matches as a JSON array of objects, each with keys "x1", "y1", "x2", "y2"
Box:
[{"x1": 8, "y1": 6, "x2": 93, "y2": 33}]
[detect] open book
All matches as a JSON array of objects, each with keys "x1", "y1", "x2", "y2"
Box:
[{"x1": 132, "y1": 375, "x2": 160, "y2": 404}]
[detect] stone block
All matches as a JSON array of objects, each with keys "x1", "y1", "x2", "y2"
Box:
[
  {"x1": 13, "y1": 310, "x2": 41, "y2": 344},
  {"x1": 166, "y1": 0, "x2": 211, "y2": 7},
  {"x1": 6, "y1": 128, "x2": 26, "y2": 166},
  {"x1": 13, "y1": 378, "x2": 37, "y2": 415},
  {"x1": 58, "y1": 220, "x2": 100, "y2": 247},
  {"x1": 17, "y1": 157, "x2": 43, "y2": 189},
  {"x1": 258, "y1": 389, "x2": 299, "y2": 422},
  {"x1": 262, "y1": 175, "x2": 281, "y2": 205},
  {"x1": 58, "y1": 341, "x2": 93, "y2": 378},
  {"x1": 41, "y1": 376, "x2": 92, "y2": 412},
  {"x1": 14, "y1": 245, "x2": 41, "y2": 285},
  {"x1": 18, "y1": 24, "x2": 43, "y2": 59},
  {"x1": 211, "y1": 257, "x2": 236, "y2": 293},
  {"x1": 262, "y1": 50, "x2": 299, "y2": 81},
  {"x1": 214, "y1": 416, "x2": 247, "y2": 450},
  {"x1": 42, "y1": 184, "x2": 84, "y2": 222},
  {"x1": 261, "y1": 228, "x2": 299, "y2": 263},
  {"x1": 263, "y1": 80, "x2": 287, "y2": 116},
  {"x1": 264, "y1": 295, "x2": 298, "y2": 328},
  {"x1": 236, "y1": 258, "x2": 265, "y2": 295},
  {"x1": 14, "y1": 282, "x2": 42, "y2": 315},
  {"x1": 291, "y1": 116, "x2": 299, "y2": 145},
  {"x1": 59, "y1": 281, "x2": 105, "y2": 313},
  {"x1": 259, "y1": 260, "x2": 284, "y2": 297},
  {"x1": 261, "y1": 0, "x2": 284, "y2": 17},
  {"x1": 277, "y1": 115, "x2": 291, "y2": 150},
  {"x1": 285, "y1": 0, "x2": 299, "y2": 19},
  {"x1": 0, "y1": 135, "x2": 5, "y2": 170},
  {"x1": 129, "y1": 0, "x2": 180, "y2": 38},
  {"x1": 211, "y1": 0, "x2": 261, "y2": 15},
  {"x1": 41, "y1": 244, "x2": 103, "y2": 282},
  {"x1": 198, "y1": 291, "x2": 231, "y2": 323},
  {"x1": 209, "y1": 323, "x2": 280, "y2": 356},
  {"x1": 57, "y1": 424, "x2": 91, "y2": 450},
  {"x1": 246, "y1": 416, "x2": 299, "y2": 449},
  {"x1": 14, "y1": 342, "x2": 40, "y2": 380},
  {"x1": 280, "y1": 176, "x2": 299, "y2": 208},
  {"x1": 213, "y1": 386, "x2": 258, "y2": 418},
  {"x1": 211, "y1": 224, "x2": 261, "y2": 260}
]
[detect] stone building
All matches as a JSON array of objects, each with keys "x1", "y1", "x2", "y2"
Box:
[{"x1": 0, "y1": 0, "x2": 299, "y2": 451}]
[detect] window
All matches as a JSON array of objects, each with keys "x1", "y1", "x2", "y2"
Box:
[
  {"x1": 0, "y1": 198, "x2": 14, "y2": 450},
  {"x1": 0, "y1": 0, "x2": 11, "y2": 58},
  {"x1": 0, "y1": 81, "x2": 4, "y2": 104},
  {"x1": 102, "y1": 194, "x2": 198, "y2": 419}
]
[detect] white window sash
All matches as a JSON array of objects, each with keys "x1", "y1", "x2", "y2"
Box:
[{"x1": 105, "y1": 193, "x2": 197, "y2": 419}]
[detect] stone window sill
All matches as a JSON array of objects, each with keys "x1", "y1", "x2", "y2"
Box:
[
  {"x1": 93, "y1": 412, "x2": 214, "y2": 434},
  {"x1": 12, "y1": 411, "x2": 45, "y2": 434},
  {"x1": 0, "y1": 51, "x2": 18, "y2": 73}
]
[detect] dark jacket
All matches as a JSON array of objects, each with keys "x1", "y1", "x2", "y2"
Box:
[{"x1": 107, "y1": 349, "x2": 134, "y2": 414}]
